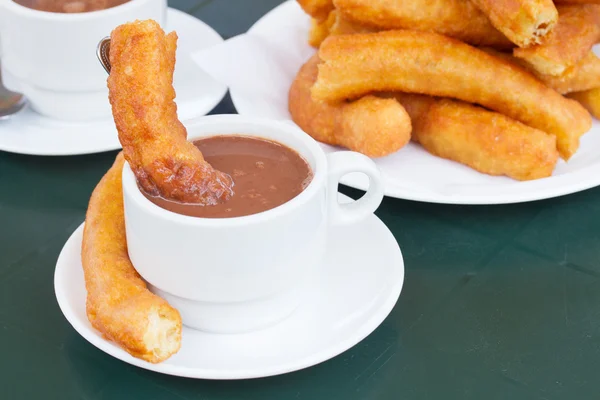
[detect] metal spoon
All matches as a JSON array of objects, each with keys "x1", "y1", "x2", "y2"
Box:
[
  {"x1": 0, "y1": 63, "x2": 27, "y2": 119},
  {"x1": 97, "y1": 37, "x2": 111, "y2": 74}
]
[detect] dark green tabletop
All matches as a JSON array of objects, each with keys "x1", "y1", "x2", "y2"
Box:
[{"x1": 2, "y1": 1, "x2": 600, "y2": 399}]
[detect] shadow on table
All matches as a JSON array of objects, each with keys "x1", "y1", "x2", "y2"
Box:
[{"x1": 62, "y1": 320, "x2": 400, "y2": 400}]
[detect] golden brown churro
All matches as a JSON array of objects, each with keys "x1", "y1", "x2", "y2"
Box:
[
  {"x1": 308, "y1": 9, "x2": 377, "y2": 47},
  {"x1": 289, "y1": 55, "x2": 411, "y2": 157},
  {"x1": 82, "y1": 153, "x2": 182, "y2": 363},
  {"x1": 469, "y1": 0, "x2": 557, "y2": 47},
  {"x1": 535, "y1": 52, "x2": 600, "y2": 94},
  {"x1": 554, "y1": 0, "x2": 600, "y2": 3},
  {"x1": 394, "y1": 94, "x2": 559, "y2": 181},
  {"x1": 333, "y1": 0, "x2": 513, "y2": 49},
  {"x1": 308, "y1": 10, "x2": 337, "y2": 47},
  {"x1": 297, "y1": 0, "x2": 334, "y2": 20},
  {"x1": 312, "y1": 31, "x2": 591, "y2": 160},
  {"x1": 481, "y1": 48, "x2": 600, "y2": 94},
  {"x1": 513, "y1": 5, "x2": 600, "y2": 76},
  {"x1": 108, "y1": 20, "x2": 234, "y2": 205},
  {"x1": 329, "y1": 11, "x2": 372, "y2": 36},
  {"x1": 568, "y1": 88, "x2": 600, "y2": 119}
]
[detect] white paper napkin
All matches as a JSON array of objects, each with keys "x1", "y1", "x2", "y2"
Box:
[{"x1": 190, "y1": 2, "x2": 315, "y2": 119}]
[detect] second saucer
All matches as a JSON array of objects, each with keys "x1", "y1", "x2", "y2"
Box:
[{"x1": 0, "y1": 8, "x2": 227, "y2": 156}]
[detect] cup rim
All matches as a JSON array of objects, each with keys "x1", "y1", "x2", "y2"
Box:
[
  {"x1": 122, "y1": 115, "x2": 327, "y2": 227},
  {"x1": 0, "y1": 0, "x2": 158, "y2": 20}
]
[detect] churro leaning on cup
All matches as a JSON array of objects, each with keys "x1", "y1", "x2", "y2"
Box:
[
  {"x1": 82, "y1": 153, "x2": 182, "y2": 364},
  {"x1": 312, "y1": 31, "x2": 591, "y2": 160},
  {"x1": 289, "y1": 55, "x2": 411, "y2": 157}
]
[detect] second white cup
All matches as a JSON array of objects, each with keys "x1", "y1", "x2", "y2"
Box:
[{"x1": 0, "y1": 0, "x2": 167, "y2": 121}]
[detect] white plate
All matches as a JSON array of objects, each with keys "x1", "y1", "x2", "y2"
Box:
[
  {"x1": 54, "y1": 194, "x2": 404, "y2": 380},
  {"x1": 0, "y1": 8, "x2": 227, "y2": 156},
  {"x1": 229, "y1": 1, "x2": 600, "y2": 205}
]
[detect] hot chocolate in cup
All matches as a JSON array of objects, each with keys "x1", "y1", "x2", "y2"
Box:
[
  {"x1": 122, "y1": 115, "x2": 386, "y2": 333},
  {"x1": 0, "y1": 0, "x2": 166, "y2": 121}
]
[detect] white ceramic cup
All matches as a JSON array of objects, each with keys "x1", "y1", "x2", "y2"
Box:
[
  {"x1": 0, "y1": 0, "x2": 167, "y2": 121},
  {"x1": 122, "y1": 115, "x2": 385, "y2": 333}
]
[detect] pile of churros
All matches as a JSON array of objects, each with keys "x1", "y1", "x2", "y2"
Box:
[{"x1": 289, "y1": 0, "x2": 600, "y2": 181}]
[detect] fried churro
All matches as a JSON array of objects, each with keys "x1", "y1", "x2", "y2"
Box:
[
  {"x1": 482, "y1": 48, "x2": 600, "y2": 94},
  {"x1": 82, "y1": 153, "x2": 182, "y2": 363},
  {"x1": 308, "y1": 9, "x2": 378, "y2": 47},
  {"x1": 513, "y1": 4, "x2": 600, "y2": 76},
  {"x1": 297, "y1": 0, "x2": 334, "y2": 20},
  {"x1": 308, "y1": 10, "x2": 337, "y2": 47},
  {"x1": 470, "y1": 0, "x2": 557, "y2": 47},
  {"x1": 312, "y1": 31, "x2": 591, "y2": 159},
  {"x1": 108, "y1": 20, "x2": 234, "y2": 205},
  {"x1": 554, "y1": 0, "x2": 600, "y2": 3},
  {"x1": 289, "y1": 55, "x2": 411, "y2": 157},
  {"x1": 569, "y1": 88, "x2": 600, "y2": 119},
  {"x1": 393, "y1": 94, "x2": 559, "y2": 181},
  {"x1": 332, "y1": 0, "x2": 513, "y2": 49},
  {"x1": 535, "y1": 52, "x2": 600, "y2": 94},
  {"x1": 329, "y1": 11, "x2": 373, "y2": 36}
]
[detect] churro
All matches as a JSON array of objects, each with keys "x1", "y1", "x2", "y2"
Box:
[
  {"x1": 513, "y1": 4, "x2": 600, "y2": 76},
  {"x1": 482, "y1": 48, "x2": 600, "y2": 94},
  {"x1": 333, "y1": 0, "x2": 513, "y2": 49},
  {"x1": 289, "y1": 55, "x2": 411, "y2": 157},
  {"x1": 312, "y1": 31, "x2": 591, "y2": 159},
  {"x1": 297, "y1": 0, "x2": 334, "y2": 21},
  {"x1": 308, "y1": 10, "x2": 337, "y2": 47},
  {"x1": 108, "y1": 20, "x2": 234, "y2": 205},
  {"x1": 82, "y1": 153, "x2": 182, "y2": 363},
  {"x1": 394, "y1": 94, "x2": 559, "y2": 181},
  {"x1": 470, "y1": 0, "x2": 557, "y2": 47},
  {"x1": 569, "y1": 88, "x2": 600, "y2": 119}
]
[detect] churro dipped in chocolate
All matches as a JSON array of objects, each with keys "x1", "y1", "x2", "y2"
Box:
[{"x1": 108, "y1": 20, "x2": 234, "y2": 205}]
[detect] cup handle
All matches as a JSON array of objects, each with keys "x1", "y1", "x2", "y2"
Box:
[{"x1": 327, "y1": 151, "x2": 385, "y2": 225}]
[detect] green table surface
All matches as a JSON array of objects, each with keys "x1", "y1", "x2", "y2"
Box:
[{"x1": 2, "y1": 1, "x2": 600, "y2": 399}]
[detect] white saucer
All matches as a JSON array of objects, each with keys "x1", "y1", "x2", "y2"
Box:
[
  {"x1": 54, "y1": 194, "x2": 404, "y2": 380},
  {"x1": 0, "y1": 8, "x2": 227, "y2": 156},
  {"x1": 223, "y1": 1, "x2": 600, "y2": 205}
]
